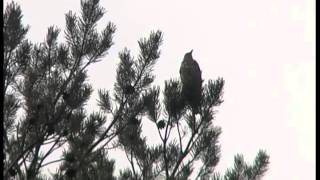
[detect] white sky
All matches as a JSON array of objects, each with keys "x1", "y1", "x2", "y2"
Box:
[{"x1": 5, "y1": 0, "x2": 315, "y2": 179}]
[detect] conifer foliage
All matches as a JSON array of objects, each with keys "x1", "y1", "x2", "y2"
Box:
[{"x1": 3, "y1": 0, "x2": 269, "y2": 179}]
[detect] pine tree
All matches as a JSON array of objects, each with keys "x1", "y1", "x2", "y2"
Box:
[
  {"x1": 3, "y1": 0, "x2": 269, "y2": 179},
  {"x1": 4, "y1": 1, "x2": 117, "y2": 179},
  {"x1": 116, "y1": 54, "x2": 269, "y2": 180}
]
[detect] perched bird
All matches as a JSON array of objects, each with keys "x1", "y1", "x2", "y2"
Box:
[{"x1": 179, "y1": 50, "x2": 202, "y2": 114}]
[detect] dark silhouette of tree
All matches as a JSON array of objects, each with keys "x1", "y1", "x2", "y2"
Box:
[
  {"x1": 115, "y1": 50, "x2": 269, "y2": 179},
  {"x1": 3, "y1": 0, "x2": 269, "y2": 179}
]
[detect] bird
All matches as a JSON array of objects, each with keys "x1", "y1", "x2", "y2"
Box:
[{"x1": 179, "y1": 50, "x2": 202, "y2": 114}]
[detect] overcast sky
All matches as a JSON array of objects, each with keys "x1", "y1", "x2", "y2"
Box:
[{"x1": 5, "y1": 0, "x2": 315, "y2": 179}]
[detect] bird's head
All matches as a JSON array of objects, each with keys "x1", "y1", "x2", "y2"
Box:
[{"x1": 183, "y1": 49, "x2": 194, "y2": 62}]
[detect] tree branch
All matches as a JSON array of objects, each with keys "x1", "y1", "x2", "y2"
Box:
[
  {"x1": 169, "y1": 112, "x2": 205, "y2": 179},
  {"x1": 40, "y1": 158, "x2": 65, "y2": 168},
  {"x1": 36, "y1": 135, "x2": 64, "y2": 172},
  {"x1": 176, "y1": 121, "x2": 183, "y2": 153}
]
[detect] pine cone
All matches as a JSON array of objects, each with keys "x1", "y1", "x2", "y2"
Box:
[{"x1": 157, "y1": 120, "x2": 166, "y2": 129}]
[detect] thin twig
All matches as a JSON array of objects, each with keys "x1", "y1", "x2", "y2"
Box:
[
  {"x1": 40, "y1": 158, "x2": 65, "y2": 168},
  {"x1": 176, "y1": 121, "x2": 183, "y2": 153}
]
